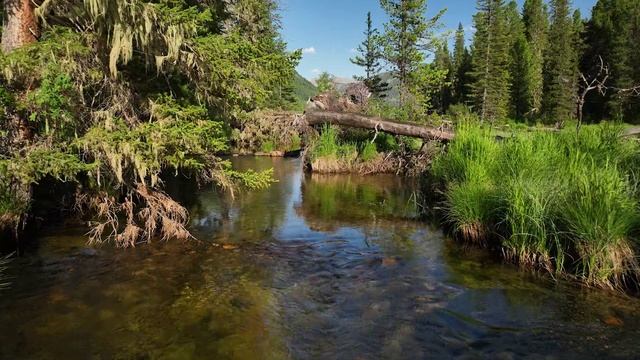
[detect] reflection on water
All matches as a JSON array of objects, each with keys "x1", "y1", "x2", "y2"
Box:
[{"x1": 1, "y1": 157, "x2": 640, "y2": 359}]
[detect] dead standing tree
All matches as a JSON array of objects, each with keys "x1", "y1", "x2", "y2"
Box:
[
  {"x1": 577, "y1": 56, "x2": 610, "y2": 132},
  {"x1": 577, "y1": 56, "x2": 640, "y2": 133}
]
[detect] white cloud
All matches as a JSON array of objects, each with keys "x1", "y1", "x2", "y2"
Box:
[
  {"x1": 302, "y1": 47, "x2": 316, "y2": 54},
  {"x1": 349, "y1": 48, "x2": 357, "y2": 53},
  {"x1": 311, "y1": 68, "x2": 321, "y2": 74}
]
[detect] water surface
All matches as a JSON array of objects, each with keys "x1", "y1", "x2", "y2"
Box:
[{"x1": 1, "y1": 157, "x2": 639, "y2": 359}]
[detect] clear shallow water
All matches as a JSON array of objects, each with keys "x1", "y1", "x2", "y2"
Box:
[{"x1": 1, "y1": 157, "x2": 640, "y2": 359}]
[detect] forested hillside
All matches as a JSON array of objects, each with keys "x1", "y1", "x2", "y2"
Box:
[{"x1": 293, "y1": 72, "x2": 317, "y2": 105}]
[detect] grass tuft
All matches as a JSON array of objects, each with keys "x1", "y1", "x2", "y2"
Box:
[{"x1": 432, "y1": 122, "x2": 640, "y2": 289}]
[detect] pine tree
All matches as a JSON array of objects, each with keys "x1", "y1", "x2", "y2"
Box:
[
  {"x1": 453, "y1": 23, "x2": 466, "y2": 71},
  {"x1": 470, "y1": 0, "x2": 511, "y2": 121},
  {"x1": 504, "y1": 1, "x2": 525, "y2": 52},
  {"x1": 510, "y1": 35, "x2": 534, "y2": 119},
  {"x1": 522, "y1": 0, "x2": 548, "y2": 115},
  {"x1": 350, "y1": 12, "x2": 389, "y2": 98},
  {"x1": 503, "y1": 1, "x2": 532, "y2": 119},
  {"x1": 433, "y1": 42, "x2": 454, "y2": 113},
  {"x1": 380, "y1": 0, "x2": 444, "y2": 106},
  {"x1": 543, "y1": 0, "x2": 578, "y2": 123},
  {"x1": 452, "y1": 23, "x2": 472, "y2": 104}
]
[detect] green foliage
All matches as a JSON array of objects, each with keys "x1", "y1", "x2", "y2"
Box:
[
  {"x1": 351, "y1": 12, "x2": 389, "y2": 98},
  {"x1": 260, "y1": 140, "x2": 276, "y2": 153},
  {"x1": 470, "y1": 0, "x2": 511, "y2": 121},
  {"x1": 310, "y1": 125, "x2": 343, "y2": 159},
  {"x1": 543, "y1": 0, "x2": 580, "y2": 123},
  {"x1": 309, "y1": 125, "x2": 387, "y2": 167},
  {"x1": 522, "y1": 0, "x2": 549, "y2": 116},
  {"x1": 432, "y1": 42, "x2": 454, "y2": 113},
  {"x1": 409, "y1": 63, "x2": 449, "y2": 118},
  {"x1": 585, "y1": 0, "x2": 640, "y2": 122},
  {"x1": 26, "y1": 73, "x2": 76, "y2": 137},
  {"x1": 359, "y1": 141, "x2": 379, "y2": 162},
  {"x1": 292, "y1": 72, "x2": 317, "y2": 105},
  {"x1": 432, "y1": 122, "x2": 640, "y2": 288},
  {"x1": 316, "y1": 72, "x2": 336, "y2": 94},
  {"x1": 0, "y1": 0, "x2": 298, "y2": 244},
  {"x1": 379, "y1": 0, "x2": 445, "y2": 106},
  {"x1": 451, "y1": 24, "x2": 474, "y2": 107},
  {"x1": 0, "y1": 147, "x2": 96, "y2": 220}
]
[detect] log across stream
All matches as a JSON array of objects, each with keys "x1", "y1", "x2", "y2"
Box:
[{"x1": 303, "y1": 110, "x2": 455, "y2": 141}]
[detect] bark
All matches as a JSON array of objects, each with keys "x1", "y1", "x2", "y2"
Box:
[
  {"x1": 1, "y1": 0, "x2": 39, "y2": 53},
  {"x1": 303, "y1": 111, "x2": 455, "y2": 141}
]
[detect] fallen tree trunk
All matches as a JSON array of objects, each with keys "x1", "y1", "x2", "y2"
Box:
[{"x1": 303, "y1": 111, "x2": 455, "y2": 141}]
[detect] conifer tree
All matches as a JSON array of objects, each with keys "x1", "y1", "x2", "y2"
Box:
[
  {"x1": 350, "y1": 12, "x2": 389, "y2": 98},
  {"x1": 504, "y1": 1, "x2": 525, "y2": 52},
  {"x1": 585, "y1": 0, "x2": 640, "y2": 121},
  {"x1": 543, "y1": 0, "x2": 578, "y2": 122},
  {"x1": 522, "y1": 0, "x2": 548, "y2": 115},
  {"x1": 453, "y1": 23, "x2": 466, "y2": 71},
  {"x1": 503, "y1": 1, "x2": 532, "y2": 119},
  {"x1": 470, "y1": 0, "x2": 511, "y2": 121},
  {"x1": 380, "y1": 0, "x2": 444, "y2": 106},
  {"x1": 433, "y1": 42, "x2": 454, "y2": 113},
  {"x1": 452, "y1": 23, "x2": 472, "y2": 105},
  {"x1": 510, "y1": 35, "x2": 534, "y2": 119}
]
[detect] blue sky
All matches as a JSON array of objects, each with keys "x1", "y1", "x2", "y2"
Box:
[{"x1": 279, "y1": 0, "x2": 598, "y2": 80}]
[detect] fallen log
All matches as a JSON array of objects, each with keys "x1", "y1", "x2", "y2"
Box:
[{"x1": 303, "y1": 111, "x2": 455, "y2": 141}]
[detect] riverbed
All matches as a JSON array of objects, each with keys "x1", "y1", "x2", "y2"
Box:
[{"x1": 1, "y1": 157, "x2": 639, "y2": 359}]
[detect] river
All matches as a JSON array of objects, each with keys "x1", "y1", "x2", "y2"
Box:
[{"x1": 1, "y1": 157, "x2": 639, "y2": 359}]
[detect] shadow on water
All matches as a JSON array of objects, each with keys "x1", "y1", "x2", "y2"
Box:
[{"x1": 1, "y1": 157, "x2": 640, "y2": 359}]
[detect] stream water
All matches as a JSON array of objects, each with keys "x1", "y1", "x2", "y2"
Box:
[{"x1": 1, "y1": 157, "x2": 640, "y2": 359}]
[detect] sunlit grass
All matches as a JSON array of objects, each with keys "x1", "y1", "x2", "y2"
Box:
[{"x1": 432, "y1": 121, "x2": 640, "y2": 289}]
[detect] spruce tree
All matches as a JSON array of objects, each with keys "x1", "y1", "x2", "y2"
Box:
[
  {"x1": 350, "y1": 12, "x2": 389, "y2": 98},
  {"x1": 522, "y1": 0, "x2": 548, "y2": 115},
  {"x1": 453, "y1": 23, "x2": 466, "y2": 71},
  {"x1": 380, "y1": 0, "x2": 444, "y2": 106},
  {"x1": 543, "y1": 0, "x2": 578, "y2": 123},
  {"x1": 433, "y1": 42, "x2": 454, "y2": 113},
  {"x1": 510, "y1": 35, "x2": 534, "y2": 119},
  {"x1": 503, "y1": 1, "x2": 531, "y2": 119},
  {"x1": 452, "y1": 23, "x2": 472, "y2": 105},
  {"x1": 470, "y1": 0, "x2": 511, "y2": 121}
]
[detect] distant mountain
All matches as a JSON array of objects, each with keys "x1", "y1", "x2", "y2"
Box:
[
  {"x1": 293, "y1": 72, "x2": 317, "y2": 103},
  {"x1": 332, "y1": 76, "x2": 357, "y2": 93}
]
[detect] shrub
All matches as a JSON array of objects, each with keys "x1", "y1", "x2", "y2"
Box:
[{"x1": 359, "y1": 142, "x2": 379, "y2": 162}]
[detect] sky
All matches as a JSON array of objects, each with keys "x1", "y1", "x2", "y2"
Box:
[{"x1": 279, "y1": 0, "x2": 598, "y2": 80}]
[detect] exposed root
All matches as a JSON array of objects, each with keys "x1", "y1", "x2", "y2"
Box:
[
  {"x1": 77, "y1": 183, "x2": 192, "y2": 248},
  {"x1": 456, "y1": 221, "x2": 488, "y2": 245},
  {"x1": 501, "y1": 247, "x2": 554, "y2": 273},
  {"x1": 576, "y1": 240, "x2": 639, "y2": 289}
]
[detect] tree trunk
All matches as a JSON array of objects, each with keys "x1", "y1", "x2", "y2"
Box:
[
  {"x1": 1, "y1": 0, "x2": 39, "y2": 53},
  {"x1": 303, "y1": 111, "x2": 455, "y2": 141}
]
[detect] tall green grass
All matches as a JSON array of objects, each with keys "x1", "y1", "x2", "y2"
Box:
[{"x1": 431, "y1": 122, "x2": 640, "y2": 289}]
